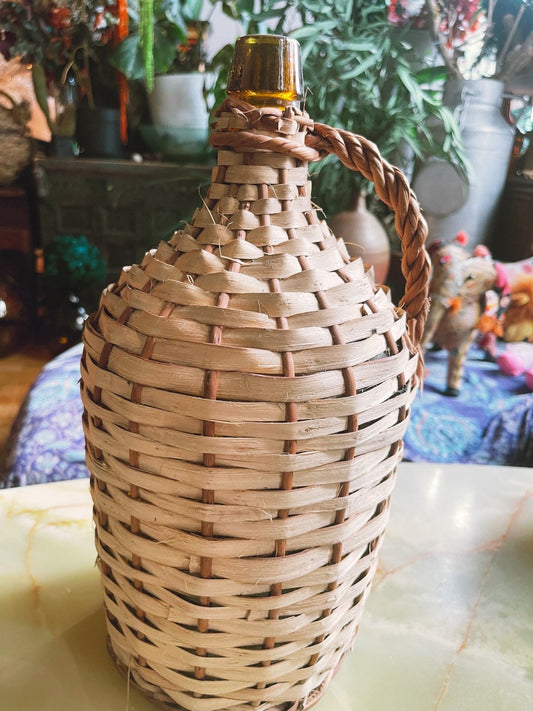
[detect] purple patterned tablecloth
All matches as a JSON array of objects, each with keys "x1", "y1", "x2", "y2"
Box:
[
  {"x1": 2, "y1": 343, "x2": 86, "y2": 488},
  {"x1": 403, "y1": 344, "x2": 533, "y2": 467}
]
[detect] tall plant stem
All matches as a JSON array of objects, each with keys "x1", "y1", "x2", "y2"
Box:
[{"x1": 496, "y1": 2, "x2": 527, "y2": 75}]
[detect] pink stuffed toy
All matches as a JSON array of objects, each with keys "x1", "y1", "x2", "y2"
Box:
[
  {"x1": 477, "y1": 259, "x2": 510, "y2": 359},
  {"x1": 497, "y1": 344, "x2": 533, "y2": 391}
]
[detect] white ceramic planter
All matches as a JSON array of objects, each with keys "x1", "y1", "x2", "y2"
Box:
[
  {"x1": 143, "y1": 73, "x2": 210, "y2": 160},
  {"x1": 414, "y1": 78, "x2": 516, "y2": 248},
  {"x1": 148, "y1": 73, "x2": 209, "y2": 131}
]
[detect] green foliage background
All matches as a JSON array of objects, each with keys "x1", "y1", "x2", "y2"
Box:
[{"x1": 209, "y1": 0, "x2": 465, "y2": 218}]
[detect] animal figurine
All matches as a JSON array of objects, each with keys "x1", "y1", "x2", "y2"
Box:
[
  {"x1": 421, "y1": 233, "x2": 498, "y2": 396},
  {"x1": 503, "y1": 273, "x2": 533, "y2": 343},
  {"x1": 475, "y1": 256, "x2": 510, "y2": 359}
]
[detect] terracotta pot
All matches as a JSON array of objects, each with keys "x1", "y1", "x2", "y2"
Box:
[{"x1": 330, "y1": 194, "x2": 391, "y2": 284}]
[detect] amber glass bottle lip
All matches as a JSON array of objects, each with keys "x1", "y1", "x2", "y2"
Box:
[{"x1": 227, "y1": 34, "x2": 304, "y2": 107}]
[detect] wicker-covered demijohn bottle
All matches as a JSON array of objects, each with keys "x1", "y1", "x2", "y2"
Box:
[{"x1": 81, "y1": 34, "x2": 430, "y2": 711}]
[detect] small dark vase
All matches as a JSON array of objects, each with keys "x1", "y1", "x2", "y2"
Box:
[
  {"x1": 76, "y1": 106, "x2": 123, "y2": 159},
  {"x1": 0, "y1": 251, "x2": 32, "y2": 357},
  {"x1": 43, "y1": 292, "x2": 88, "y2": 356}
]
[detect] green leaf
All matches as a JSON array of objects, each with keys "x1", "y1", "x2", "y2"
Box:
[
  {"x1": 233, "y1": 0, "x2": 256, "y2": 17},
  {"x1": 181, "y1": 0, "x2": 205, "y2": 20},
  {"x1": 153, "y1": 25, "x2": 179, "y2": 73},
  {"x1": 292, "y1": 21, "x2": 338, "y2": 39},
  {"x1": 414, "y1": 65, "x2": 448, "y2": 85},
  {"x1": 31, "y1": 64, "x2": 53, "y2": 131},
  {"x1": 339, "y1": 53, "x2": 381, "y2": 80},
  {"x1": 156, "y1": 0, "x2": 181, "y2": 22},
  {"x1": 341, "y1": 40, "x2": 379, "y2": 52},
  {"x1": 396, "y1": 63, "x2": 423, "y2": 110},
  {"x1": 110, "y1": 34, "x2": 146, "y2": 81}
]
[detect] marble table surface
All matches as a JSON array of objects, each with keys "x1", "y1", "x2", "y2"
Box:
[{"x1": 1, "y1": 462, "x2": 532, "y2": 711}]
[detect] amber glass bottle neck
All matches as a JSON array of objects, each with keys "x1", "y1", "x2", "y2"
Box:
[{"x1": 227, "y1": 35, "x2": 304, "y2": 108}]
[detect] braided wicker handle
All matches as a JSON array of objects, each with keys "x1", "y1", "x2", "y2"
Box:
[
  {"x1": 210, "y1": 98, "x2": 431, "y2": 351},
  {"x1": 308, "y1": 122, "x2": 431, "y2": 350}
]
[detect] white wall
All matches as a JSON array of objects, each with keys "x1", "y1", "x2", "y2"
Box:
[{"x1": 206, "y1": 6, "x2": 242, "y2": 58}]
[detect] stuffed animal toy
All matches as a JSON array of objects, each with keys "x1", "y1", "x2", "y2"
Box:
[
  {"x1": 497, "y1": 343, "x2": 533, "y2": 391},
  {"x1": 476, "y1": 257, "x2": 510, "y2": 359},
  {"x1": 421, "y1": 232, "x2": 498, "y2": 396},
  {"x1": 503, "y1": 273, "x2": 533, "y2": 343}
]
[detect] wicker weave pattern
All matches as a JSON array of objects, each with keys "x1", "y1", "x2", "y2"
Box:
[{"x1": 81, "y1": 99, "x2": 428, "y2": 711}]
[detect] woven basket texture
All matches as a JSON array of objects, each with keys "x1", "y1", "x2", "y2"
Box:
[{"x1": 81, "y1": 97, "x2": 430, "y2": 711}]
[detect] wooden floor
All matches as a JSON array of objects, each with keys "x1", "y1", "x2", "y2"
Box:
[{"x1": 0, "y1": 342, "x2": 51, "y2": 470}]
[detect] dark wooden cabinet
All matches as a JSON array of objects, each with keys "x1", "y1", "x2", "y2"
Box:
[
  {"x1": 34, "y1": 157, "x2": 213, "y2": 281},
  {"x1": 0, "y1": 176, "x2": 42, "y2": 334},
  {"x1": 0, "y1": 185, "x2": 35, "y2": 256},
  {"x1": 492, "y1": 176, "x2": 533, "y2": 263}
]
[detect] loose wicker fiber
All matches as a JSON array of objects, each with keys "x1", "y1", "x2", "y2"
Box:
[{"x1": 81, "y1": 97, "x2": 430, "y2": 711}]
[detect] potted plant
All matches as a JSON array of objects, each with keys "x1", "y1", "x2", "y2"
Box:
[
  {"x1": 0, "y1": 0, "x2": 123, "y2": 156},
  {"x1": 111, "y1": 0, "x2": 212, "y2": 86},
  {"x1": 41, "y1": 234, "x2": 107, "y2": 354},
  {"x1": 208, "y1": 1, "x2": 466, "y2": 214},
  {"x1": 409, "y1": 0, "x2": 533, "y2": 247},
  {"x1": 111, "y1": 0, "x2": 226, "y2": 158},
  {"x1": 206, "y1": 0, "x2": 467, "y2": 285}
]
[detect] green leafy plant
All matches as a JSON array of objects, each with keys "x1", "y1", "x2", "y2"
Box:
[
  {"x1": 42, "y1": 234, "x2": 107, "y2": 351},
  {"x1": 207, "y1": 0, "x2": 466, "y2": 216},
  {"x1": 0, "y1": 1, "x2": 120, "y2": 131},
  {"x1": 44, "y1": 235, "x2": 107, "y2": 297},
  {"x1": 111, "y1": 0, "x2": 235, "y2": 90}
]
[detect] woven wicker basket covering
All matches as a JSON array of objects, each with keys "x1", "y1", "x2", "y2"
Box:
[{"x1": 81, "y1": 96, "x2": 430, "y2": 711}]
